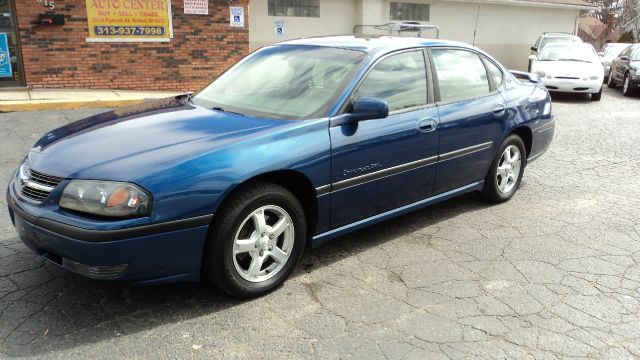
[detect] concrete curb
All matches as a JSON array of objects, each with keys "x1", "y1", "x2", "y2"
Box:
[{"x1": 0, "y1": 99, "x2": 147, "y2": 112}]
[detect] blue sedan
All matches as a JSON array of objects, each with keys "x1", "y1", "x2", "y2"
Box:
[{"x1": 6, "y1": 36, "x2": 554, "y2": 297}]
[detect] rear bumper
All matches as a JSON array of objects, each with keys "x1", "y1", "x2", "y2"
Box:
[
  {"x1": 7, "y1": 186, "x2": 211, "y2": 285},
  {"x1": 528, "y1": 116, "x2": 555, "y2": 163}
]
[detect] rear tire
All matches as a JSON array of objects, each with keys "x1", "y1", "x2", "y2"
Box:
[
  {"x1": 481, "y1": 135, "x2": 527, "y2": 203},
  {"x1": 203, "y1": 181, "x2": 306, "y2": 298},
  {"x1": 591, "y1": 87, "x2": 602, "y2": 101}
]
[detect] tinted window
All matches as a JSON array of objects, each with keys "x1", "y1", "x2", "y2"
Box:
[
  {"x1": 432, "y1": 49, "x2": 490, "y2": 102},
  {"x1": 355, "y1": 51, "x2": 427, "y2": 112},
  {"x1": 390, "y1": 2, "x2": 430, "y2": 21},
  {"x1": 484, "y1": 58, "x2": 503, "y2": 89},
  {"x1": 268, "y1": 0, "x2": 319, "y2": 17}
]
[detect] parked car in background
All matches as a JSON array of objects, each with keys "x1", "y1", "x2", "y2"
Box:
[
  {"x1": 529, "y1": 32, "x2": 582, "y2": 71},
  {"x1": 599, "y1": 43, "x2": 632, "y2": 81},
  {"x1": 7, "y1": 36, "x2": 554, "y2": 297},
  {"x1": 607, "y1": 43, "x2": 640, "y2": 96},
  {"x1": 530, "y1": 43, "x2": 604, "y2": 101}
]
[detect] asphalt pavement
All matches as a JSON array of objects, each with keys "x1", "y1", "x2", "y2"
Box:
[{"x1": 1, "y1": 88, "x2": 639, "y2": 359}]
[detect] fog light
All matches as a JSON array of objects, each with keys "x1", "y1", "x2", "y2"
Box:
[
  {"x1": 589, "y1": 75, "x2": 599, "y2": 80},
  {"x1": 61, "y1": 258, "x2": 128, "y2": 279}
]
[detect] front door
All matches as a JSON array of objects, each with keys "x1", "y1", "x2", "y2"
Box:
[
  {"x1": 0, "y1": 0, "x2": 24, "y2": 87},
  {"x1": 329, "y1": 49, "x2": 439, "y2": 228}
]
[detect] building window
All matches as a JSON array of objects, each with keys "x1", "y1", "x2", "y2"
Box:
[
  {"x1": 390, "y1": 2, "x2": 430, "y2": 22},
  {"x1": 268, "y1": 0, "x2": 320, "y2": 17}
]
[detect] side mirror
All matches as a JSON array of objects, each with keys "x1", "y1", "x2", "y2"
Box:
[
  {"x1": 530, "y1": 46, "x2": 538, "y2": 52},
  {"x1": 620, "y1": 56, "x2": 630, "y2": 61},
  {"x1": 349, "y1": 97, "x2": 389, "y2": 122}
]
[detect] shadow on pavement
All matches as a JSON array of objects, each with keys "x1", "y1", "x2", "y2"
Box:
[{"x1": 0, "y1": 190, "x2": 493, "y2": 357}]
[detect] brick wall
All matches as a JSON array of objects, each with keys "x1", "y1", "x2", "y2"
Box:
[{"x1": 15, "y1": 0, "x2": 249, "y2": 91}]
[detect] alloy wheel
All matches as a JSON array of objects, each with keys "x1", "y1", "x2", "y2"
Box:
[
  {"x1": 496, "y1": 145, "x2": 522, "y2": 194},
  {"x1": 232, "y1": 205, "x2": 294, "y2": 282}
]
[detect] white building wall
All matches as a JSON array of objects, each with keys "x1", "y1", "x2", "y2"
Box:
[
  {"x1": 249, "y1": 0, "x2": 582, "y2": 70},
  {"x1": 248, "y1": 0, "x2": 357, "y2": 51}
]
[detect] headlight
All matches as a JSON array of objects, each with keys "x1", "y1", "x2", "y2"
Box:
[
  {"x1": 535, "y1": 71, "x2": 546, "y2": 78},
  {"x1": 59, "y1": 180, "x2": 151, "y2": 217},
  {"x1": 543, "y1": 101, "x2": 552, "y2": 116}
]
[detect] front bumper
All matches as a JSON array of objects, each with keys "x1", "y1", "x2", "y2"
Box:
[
  {"x1": 541, "y1": 78, "x2": 602, "y2": 93},
  {"x1": 7, "y1": 180, "x2": 212, "y2": 285}
]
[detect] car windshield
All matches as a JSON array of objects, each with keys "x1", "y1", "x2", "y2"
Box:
[
  {"x1": 538, "y1": 46, "x2": 598, "y2": 62},
  {"x1": 193, "y1": 45, "x2": 366, "y2": 120},
  {"x1": 539, "y1": 36, "x2": 579, "y2": 50},
  {"x1": 603, "y1": 44, "x2": 628, "y2": 57}
]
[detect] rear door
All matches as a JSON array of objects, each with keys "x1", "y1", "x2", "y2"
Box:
[
  {"x1": 329, "y1": 49, "x2": 439, "y2": 228},
  {"x1": 429, "y1": 48, "x2": 505, "y2": 194}
]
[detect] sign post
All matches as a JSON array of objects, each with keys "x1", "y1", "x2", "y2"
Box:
[{"x1": 0, "y1": 33, "x2": 12, "y2": 78}]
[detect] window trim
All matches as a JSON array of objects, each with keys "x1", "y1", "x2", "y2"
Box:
[
  {"x1": 338, "y1": 48, "x2": 435, "y2": 117},
  {"x1": 427, "y1": 47, "x2": 499, "y2": 106}
]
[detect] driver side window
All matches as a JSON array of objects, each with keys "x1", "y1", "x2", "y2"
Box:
[{"x1": 354, "y1": 50, "x2": 428, "y2": 112}]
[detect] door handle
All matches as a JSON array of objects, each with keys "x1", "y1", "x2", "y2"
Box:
[
  {"x1": 492, "y1": 103, "x2": 506, "y2": 116},
  {"x1": 417, "y1": 118, "x2": 438, "y2": 133}
]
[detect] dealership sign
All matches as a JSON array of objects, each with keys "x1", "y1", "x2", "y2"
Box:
[{"x1": 85, "y1": 0, "x2": 173, "y2": 42}]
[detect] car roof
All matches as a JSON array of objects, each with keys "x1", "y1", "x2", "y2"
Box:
[{"x1": 276, "y1": 35, "x2": 473, "y2": 54}]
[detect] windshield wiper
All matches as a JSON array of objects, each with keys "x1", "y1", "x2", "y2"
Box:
[
  {"x1": 557, "y1": 59, "x2": 592, "y2": 63},
  {"x1": 212, "y1": 107, "x2": 246, "y2": 116}
]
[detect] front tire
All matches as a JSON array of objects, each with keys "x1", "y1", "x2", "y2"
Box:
[
  {"x1": 607, "y1": 74, "x2": 616, "y2": 88},
  {"x1": 204, "y1": 181, "x2": 306, "y2": 298},
  {"x1": 623, "y1": 73, "x2": 634, "y2": 97},
  {"x1": 481, "y1": 135, "x2": 527, "y2": 203},
  {"x1": 591, "y1": 86, "x2": 602, "y2": 101}
]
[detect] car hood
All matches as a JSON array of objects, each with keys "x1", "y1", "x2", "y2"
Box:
[
  {"x1": 532, "y1": 60, "x2": 603, "y2": 77},
  {"x1": 26, "y1": 97, "x2": 295, "y2": 181}
]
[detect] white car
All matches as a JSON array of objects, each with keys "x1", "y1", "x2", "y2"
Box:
[{"x1": 530, "y1": 43, "x2": 604, "y2": 101}]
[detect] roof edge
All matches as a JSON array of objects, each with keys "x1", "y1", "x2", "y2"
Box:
[{"x1": 443, "y1": 0, "x2": 598, "y2": 11}]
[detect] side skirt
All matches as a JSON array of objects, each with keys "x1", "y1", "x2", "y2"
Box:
[{"x1": 311, "y1": 181, "x2": 484, "y2": 248}]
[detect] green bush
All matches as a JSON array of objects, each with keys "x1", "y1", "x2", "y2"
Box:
[{"x1": 618, "y1": 31, "x2": 635, "y2": 43}]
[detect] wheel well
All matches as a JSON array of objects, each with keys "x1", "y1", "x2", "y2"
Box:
[
  {"x1": 510, "y1": 126, "x2": 532, "y2": 157},
  {"x1": 218, "y1": 171, "x2": 318, "y2": 241}
]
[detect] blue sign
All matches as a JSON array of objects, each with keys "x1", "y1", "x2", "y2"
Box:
[{"x1": 0, "y1": 33, "x2": 12, "y2": 78}]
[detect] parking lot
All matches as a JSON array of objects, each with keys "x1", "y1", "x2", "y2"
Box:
[{"x1": 1, "y1": 88, "x2": 639, "y2": 359}]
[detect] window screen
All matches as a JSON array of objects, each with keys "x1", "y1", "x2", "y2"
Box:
[
  {"x1": 355, "y1": 51, "x2": 427, "y2": 112},
  {"x1": 390, "y1": 2, "x2": 430, "y2": 21},
  {"x1": 268, "y1": 0, "x2": 320, "y2": 17},
  {"x1": 432, "y1": 49, "x2": 490, "y2": 102}
]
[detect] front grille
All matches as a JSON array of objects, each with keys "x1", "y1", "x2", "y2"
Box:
[
  {"x1": 19, "y1": 166, "x2": 65, "y2": 202},
  {"x1": 29, "y1": 169, "x2": 65, "y2": 187}
]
